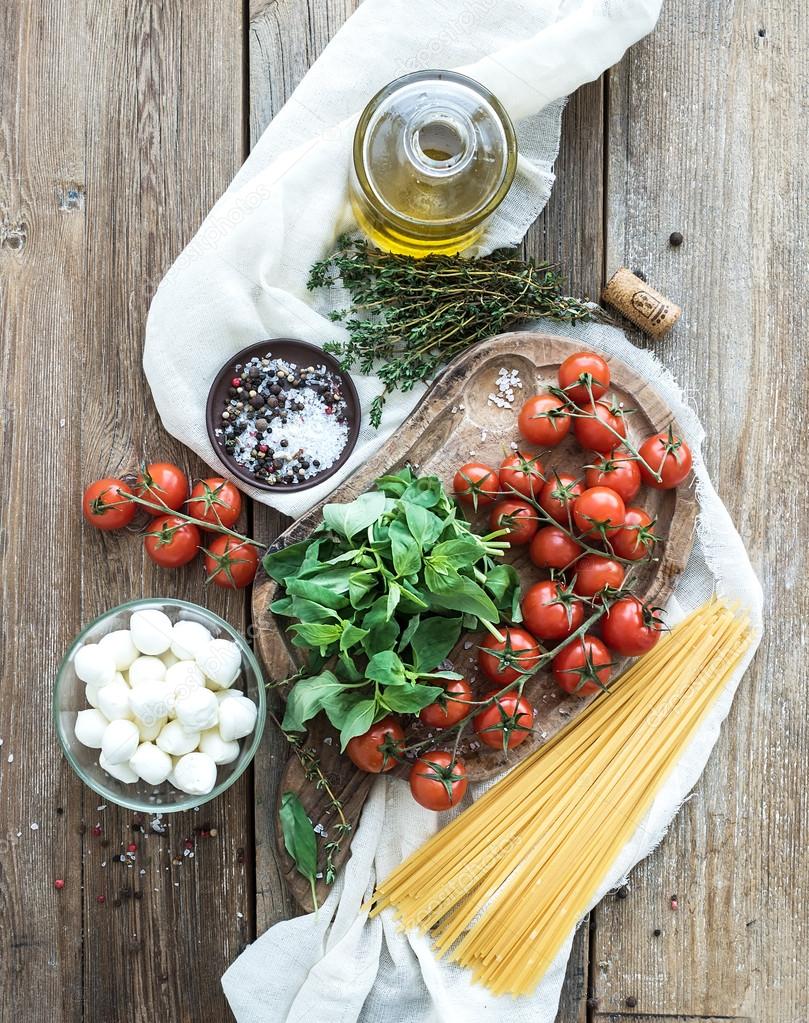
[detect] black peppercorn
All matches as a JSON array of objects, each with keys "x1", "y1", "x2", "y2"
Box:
[
  {"x1": 250, "y1": 395, "x2": 264, "y2": 409},
  {"x1": 280, "y1": 439, "x2": 288, "y2": 448},
  {"x1": 617, "y1": 885, "x2": 629, "y2": 899},
  {"x1": 270, "y1": 384, "x2": 281, "y2": 395},
  {"x1": 625, "y1": 996, "x2": 637, "y2": 1008},
  {"x1": 653, "y1": 928, "x2": 661, "y2": 937},
  {"x1": 669, "y1": 231, "x2": 683, "y2": 246}
]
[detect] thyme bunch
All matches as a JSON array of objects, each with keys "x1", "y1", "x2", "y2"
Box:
[{"x1": 308, "y1": 235, "x2": 595, "y2": 427}]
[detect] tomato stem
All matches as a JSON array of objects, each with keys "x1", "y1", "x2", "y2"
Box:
[{"x1": 121, "y1": 492, "x2": 261, "y2": 547}]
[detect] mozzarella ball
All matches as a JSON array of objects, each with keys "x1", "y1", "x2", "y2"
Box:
[
  {"x1": 100, "y1": 751, "x2": 139, "y2": 784},
  {"x1": 155, "y1": 720, "x2": 200, "y2": 757},
  {"x1": 215, "y1": 688, "x2": 243, "y2": 704},
  {"x1": 74, "y1": 644, "x2": 117, "y2": 687},
  {"x1": 127, "y1": 655, "x2": 167, "y2": 686},
  {"x1": 85, "y1": 683, "x2": 101, "y2": 710},
  {"x1": 175, "y1": 687, "x2": 219, "y2": 732},
  {"x1": 137, "y1": 716, "x2": 166, "y2": 742},
  {"x1": 97, "y1": 680, "x2": 133, "y2": 722},
  {"x1": 199, "y1": 728, "x2": 240, "y2": 765},
  {"x1": 196, "y1": 639, "x2": 241, "y2": 690},
  {"x1": 129, "y1": 742, "x2": 173, "y2": 786},
  {"x1": 129, "y1": 681, "x2": 173, "y2": 728},
  {"x1": 165, "y1": 660, "x2": 206, "y2": 705},
  {"x1": 170, "y1": 620, "x2": 214, "y2": 661},
  {"x1": 101, "y1": 719, "x2": 140, "y2": 765},
  {"x1": 218, "y1": 695, "x2": 258, "y2": 742},
  {"x1": 74, "y1": 708, "x2": 110, "y2": 748},
  {"x1": 172, "y1": 752, "x2": 217, "y2": 795},
  {"x1": 130, "y1": 608, "x2": 173, "y2": 655},
  {"x1": 98, "y1": 629, "x2": 139, "y2": 671}
]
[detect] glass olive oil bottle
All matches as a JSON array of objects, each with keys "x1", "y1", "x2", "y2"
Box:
[{"x1": 350, "y1": 70, "x2": 517, "y2": 257}]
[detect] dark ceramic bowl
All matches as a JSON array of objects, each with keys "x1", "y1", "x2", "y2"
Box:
[{"x1": 205, "y1": 338, "x2": 361, "y2": 493}]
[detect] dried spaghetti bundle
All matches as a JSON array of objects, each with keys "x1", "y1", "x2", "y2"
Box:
[{"x1": 368, "y1": 599, "x2": 752, "y2": 996}]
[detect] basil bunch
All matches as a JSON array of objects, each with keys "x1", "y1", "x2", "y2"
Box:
[{"x1": 263, "y1": 467, "x2": 520, "y2": 751}]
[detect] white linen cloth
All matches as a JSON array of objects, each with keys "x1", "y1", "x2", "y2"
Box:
[
  {"x1": 143, "y1": 0, "x2": 663, "y2": 519},
  {"x1": 221, "y1": 316, "x2": 764, "y2": 1023}
]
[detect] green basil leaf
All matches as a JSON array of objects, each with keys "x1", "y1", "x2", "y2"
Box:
[
  {"x1": 323, "y1": 491, "x2": 387, "y2": 539},
  {"x1": 289, "y1": 622, "x2": 342, "y2": 654},
  {"x1": 286, "y1": 577, "x2": 349, "y2": 611},
  {"x1": 389, "y1": 519, "x2": 421, "y2": 576},
  {"x1": 362, "y1": 620, "x2": 400, "y2": 657},
  {"x1": 375, "y1": 467, "x2": 416, "y2": 497},
  {"x1": 429, "y1": 537, "x2": 486, "y2": 570},
  {"x1": 485, "y1": 563, "x2": 520, "y2": 603},
  {"x1": 263, "y1": 541, "x2": 310, "y2": 582},
  {"x1": 348, "y1": 570, "x2": 378, "y2": 608},
  {"x1": 409, "y1": 615, "x2": 462, "y2": 672},
  {"x1": 386, "y1": 580, "x2": 402, "y2": 619},
  {"x1": 398, "y1": 614, "x2": 421, "y2": 652},
  {"x1": 281, "y1": 671, "x2": 343, "y2": 733},
  {"x1": 403, "y1": 502, "x2": 444, "y2": 550},
  {"x1": 424, "y1": 565, "x2": 499, "y2": 621},
  {"x1": 288, "y1": 596, "x2": 340, "y2": 624},
  {"x1": 401, "y1": 477, "x2": 444, "y2": 508},
  {"x1": 366, "y1": 650, "x2": 408, "y2": 687},
  {"x1": 279, "y1": 792, "x2": 318, "y2": 907},
  {"x1": 380, "y1": 682, "x2": 443, "y2": 714},
  {"x1": 269, "y1": 596, "x2": 296, "y2": 617},
  {"x1": 339, "y1": 697, "x2": 378, "y2": 751},
  {"x1": 339, "y1": 622, "x2": 369, "y2": 652}
]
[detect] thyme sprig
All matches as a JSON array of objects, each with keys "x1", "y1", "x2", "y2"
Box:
[{"x1": 308, "y1": 236, "x2": 596, "y2": 427}]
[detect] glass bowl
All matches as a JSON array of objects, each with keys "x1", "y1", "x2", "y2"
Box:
[{"x1": 53, "y1": 597, "x2": 266, "y2": 812}]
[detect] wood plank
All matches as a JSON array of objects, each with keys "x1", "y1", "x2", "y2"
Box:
[
  {"x1": 0, "y1": 3, "x2": 247, "y2": 1021},
  {"x1": 597, "y1": 1, "x2": 809, "y2": 1019}
]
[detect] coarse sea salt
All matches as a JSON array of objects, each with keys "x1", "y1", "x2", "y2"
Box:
[{"x1": 487, "y1": 366, "x2": 523, "y2": 409}]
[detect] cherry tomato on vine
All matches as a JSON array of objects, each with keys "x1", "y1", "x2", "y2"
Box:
[
  {"x1": 529, "y1": 525, "x2": 582, "y2": 571},
  {"x1": 538, "y1": 472, "x2": 584, "y2": 525},
  {"x1": 611, "y1": 506, "x2": 657, "y2": 561},
  {"x1": 638, "y1": 429, "x2": 693, "y2": 489},
  {"x1": 571, "y1": 554, "x2": 625, "y2": 598},
  {"x1": 144, "y1": 515, "x2": 201, "y2": 568},
  {"x1": 517, "y1": 394, "x2": 571, "y2": 447},
  {"x1": 478, "y1": 627, "x2": 542, "y2": 687},
  {"x1": 574, "y1": 400, "x2": 628, "y2": 454},
  {"x1": 188, "y1": 478, "x2": 242, "y2": 530},
  {"x1": 573, "y1": 486, "x2": 626, "y2": 537},
  {"x1": 418, "y1": 677, "x2": 474, "y2": 729},
  {"x1": 521, "y1": 579, "x2": 584, "y2": 642},
  {"x1": 82, "y1": 478, "x2": 137, "y2": 531},
  {"x1": 204, "y1": 535, "x2": 260, "y2": 589},
  {"x1": 473, "y1": 691, "x2": 534, "y2": 750},
  {"x1": 498, "y1": 451, "x2": 545, "y2": 499},
  {"x1": 346, "y1": 716, "x2": 405, "y2": 773},
  {"x1": 489, "y1": 499, "x2": 538, "y2": 546},
  {"x1": 584, "y1": 449, "x2": 642, "y2": 503},
  {"x1": 409, "y1": 751, "x2": 468, "y2": 810},
  {"x1": 552, "y1": 634, "x2": 613, "y2": 696},
  {"x1": 136, "y1": 462, "x2": 188, "y2": 511},
  {"x1": 558, "y1": 352, "x2": 610, "y2": 404},
  {"x1": 453, "y1": 462, "x2": 500, "y2": 510},
  {"x1": 601, "y1": 596, "x2": 665, "y2": 656}
]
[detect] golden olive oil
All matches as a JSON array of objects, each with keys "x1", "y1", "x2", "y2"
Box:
[{"x1": 350, "y1": 70, "x2": 517, "y2": 257}]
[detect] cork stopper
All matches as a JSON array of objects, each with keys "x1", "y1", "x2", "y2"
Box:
[{"x1": 601, "y1": 268, "x2": 681, "y2": 338}]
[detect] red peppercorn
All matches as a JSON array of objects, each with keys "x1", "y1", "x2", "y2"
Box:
[
  {"x1": 54, "y1": 879, "x2": 65, "y2": 890},
  {"x1": 325, "y1": 406, "x2": 334, "y2": 415},
  {"x1": 96, "y1": 894, "x2": 106, "y2": 904},
  {"x1": 92, "y1": 824, "x2": 102, "y2": 836},
  {"x1": 183, "y1": 838, "x2": 194, "y2": 851},
  {"x1": 127, "y1": 842, "x2": 138, "y2": 854},
  {"x1": 232, "y1": 377, "x2": 241, "y2": 387}
]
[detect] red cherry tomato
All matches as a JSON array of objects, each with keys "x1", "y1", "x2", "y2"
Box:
[
  {"x1": 498, "y1": 451, "x2": 544, "y2": 499},
  {"x1": 82, "y1": 479, "x2": 136, "y2": 531},
  {"x1": 409, "y1": 751, "x2": 468, "y2": 810},
  {"x1": 552, "y1": 635, "x2": 613, "y2": 696},
  {"x1": 584, "y1": 450, "x2": 642, "y2": 503},
  {"x1": 573, "y1": 486, "x2": 626, "y2": 537},
  {"x1": 204, "y1": 535, "x2": 260, "y2": 589},
  {"x1": 188, "y1": 478, "x2": 242, "y2": 530},
  {"x1": 517, "y1": 394, "x2": 571, "y2": 447},
  {"x1": 538, "y1": 472, "x2": 584, "y2": 526},
  {"x1": 529, "y1": 526, "x2": 582, "y2": 571},
  {"x1": 611, "y1": 506, "x2": 657, "y2": 561},
  {"x1": 558, "y1": 352, "x2": 610, "y2": 404},
  {"x1": 601, "y1": 597, "x2": 665, "y2": 656},
  {"x1": 638, "y1": 430, "x2": 693, "y2": 489},
  {"x1": 418, "y1": 677, "x2": 474, "y2": 729},
  {"x1": 453, "y1": 462, "x2": 500, "y2": 510},
  {"x1": 144, "y1": 515, "x2": 201, "y2": 568},
  {"x1": 521, "y1": 580, "x2": 584, "y2": 642},
  {"x1": 574, "y1": 400, "x2": 628, "y2": 454},
  {"x1": 489, "y1": 499, "x2": 538, "y2": 546},
  {"x1": 478, "y1": 628, "x2": 542, "y2": 687},
  {"x1": 136, "y1": 462, "x2": 189, "y2": 511},
  {"x1": 346, "y1": 717, "x2": 405, "y2": 773},
  {"x1": 473, "y1": 691, "x2": 534, "y2": 750},
  {"x1": 571, "y1": 554, "x2": 625, "y2": 598}
]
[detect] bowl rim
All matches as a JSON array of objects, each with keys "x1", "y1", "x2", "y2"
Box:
[
  {"x1": 53, "y1": 596, "x2": 266, "y2": 813},
  {"x1": 205, "y1": 337, "x2": 361, "y2": 493}
]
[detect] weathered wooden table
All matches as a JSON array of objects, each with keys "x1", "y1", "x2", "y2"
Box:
[{"x1": 2, "y1": 3, "x2": 806, "y2": 1021}]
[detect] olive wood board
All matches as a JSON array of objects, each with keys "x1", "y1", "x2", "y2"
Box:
[{"x1": 252, "y1": 331, "x2": 698, "y2": 911}]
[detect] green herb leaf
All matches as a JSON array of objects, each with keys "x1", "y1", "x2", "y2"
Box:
[
  {"x1": 403, "y1": 502, "x2": 444, "y2": 550},
  {"x1": 279, "y1": 792, "x2": 319, "y2": 909},
  {"x1": 289, "y1": 622, "x2": 343, "y2": 654},
  {"x1": 409, "y1": 615, "x2": 462, "y2": 672},
  {"x1": 263, "y1": 541, "x2": 311, "y2": 581},
  {"x1": 323, "y1": 491, "x2": 387, "y2": 539},
  {"x1": 366, "y1": 650, "x2": 408, "y2": 687},
  {"x1": 339, "y1": 697, "x2": 378, "y2": 751},
  {"x1": 389, "y1": 519, "x2": 422, "y2": 576},
  {"x1": 282, "y1": 671, "x2": 344, "y2": 733},
  {"x1": 380, "y1": 682, "x2": 443, "y2": 714},
  {"x1": 424, "y1": 565, "x2": 499, "y2": 621}
]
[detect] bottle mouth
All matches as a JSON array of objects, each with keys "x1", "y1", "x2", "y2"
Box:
[{"x1": 407, "y1": 113, "x2": 475, "y2": 176}]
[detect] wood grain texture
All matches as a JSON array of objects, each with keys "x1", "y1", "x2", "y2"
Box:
[
  {"x1": 594, "y1": 2, "x2": 809, "y2": 1021},
  {"x1": 0, "y1": 3, "x2": 247, "y2": 1021}
]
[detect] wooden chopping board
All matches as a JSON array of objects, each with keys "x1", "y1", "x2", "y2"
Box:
[{"x1": 252, "y1": 331, "x2": 698, "y2": 910}]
